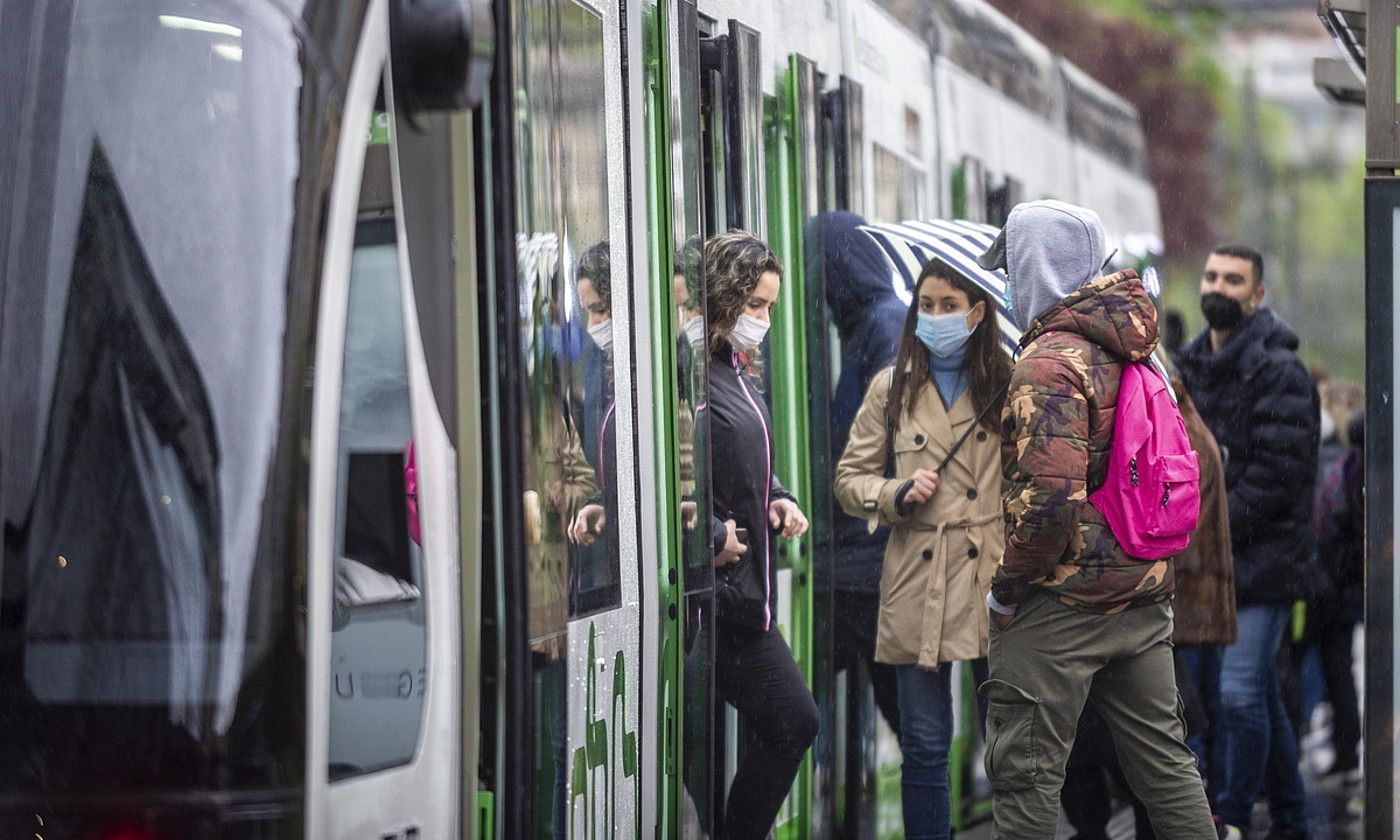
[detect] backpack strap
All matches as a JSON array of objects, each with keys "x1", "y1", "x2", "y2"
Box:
[{"x1": 1146, "y1": 351, "x2": 1179, "y2": 404}]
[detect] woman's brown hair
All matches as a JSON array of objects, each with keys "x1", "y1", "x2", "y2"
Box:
[
  {"x1": 704, "y1": 229, "x2": 783, "y2": 365},
  {"x1": 885, "y1": 258, "x2": 1012, "y2": 435}
]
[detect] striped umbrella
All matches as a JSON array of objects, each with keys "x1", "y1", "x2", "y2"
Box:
[{"x1": 859, "y1": 218, "x2": 1020, "y2": 352}]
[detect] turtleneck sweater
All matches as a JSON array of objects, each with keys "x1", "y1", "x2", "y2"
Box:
[{"x1": 929, "y1": 344, "x2": 969, "y2": 408}]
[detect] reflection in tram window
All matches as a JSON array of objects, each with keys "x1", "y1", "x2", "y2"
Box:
[
  {"x1": 674, "y1": 235, "x2": 709, "y2": 576},
  {"x1": 568, "y1": 241, "x2": 623, "y2": 616},
  {"x1": 510, "y1": 1, "x2": 622, "y2": 834},
  {"x1": 0, "y1": 1, "x2": 311, "y2": 810},
  {"x1": 326, "y1": 210, "x2": 427, "y2": 781},
  {"x1": 3, "y1": 146, "x2": 224, "y2": 789}
]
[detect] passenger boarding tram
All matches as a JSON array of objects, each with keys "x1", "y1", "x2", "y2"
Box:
[{"x1": 0, "y1": 0, "x2": 1160, "y2": 838}]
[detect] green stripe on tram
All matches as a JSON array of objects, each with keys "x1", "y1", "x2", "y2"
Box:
[
  {"x1": 765, "y1": 55, "x2": 816, "y2": 840},
  {"x1": 642, "y1": 4, "x2": 686, "y2": 837}
]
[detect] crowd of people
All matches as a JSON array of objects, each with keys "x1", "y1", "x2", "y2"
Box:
[{"x1": 691, "y1": 199, "x2": 1363, "y2": 839}]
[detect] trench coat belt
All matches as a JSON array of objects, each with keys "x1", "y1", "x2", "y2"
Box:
[
  {"x1": 915, "y1": 510, "x2": 1000, "y2": 666},
  {"x1": 899, "y1": 509, "x2": 1002, "y2": 532}
]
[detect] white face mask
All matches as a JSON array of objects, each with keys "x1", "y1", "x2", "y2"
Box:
[
  {"x1": 727, "y1": 313, "x2": 769, "y2": 352},
  {"x1": 587, "y1": 319, "x2": 613, "y2": 354},
  {"x1": 683, "y1": 314, "x2": 707, "y2": 346}
]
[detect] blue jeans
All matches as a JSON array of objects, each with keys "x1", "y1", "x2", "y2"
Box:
[
  {"x1": 1216, "y1": 605, "x2": 1308, "y2": 835},
  {"x1": 896, "y1": 663, "x2": 954, "y2": 840}
]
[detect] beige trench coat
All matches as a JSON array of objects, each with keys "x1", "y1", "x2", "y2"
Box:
[{"x1": 833, "y1": 368, "x2": 1004, "y2": 669}]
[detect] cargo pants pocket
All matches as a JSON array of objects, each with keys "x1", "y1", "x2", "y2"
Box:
[{"x1": 980, "y1": 678, "x2": 1040, "y2": 792}]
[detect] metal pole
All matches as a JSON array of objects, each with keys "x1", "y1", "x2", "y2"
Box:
[{"x1": 1364, "y1": 3, "x2": 1398, "y2": 837}]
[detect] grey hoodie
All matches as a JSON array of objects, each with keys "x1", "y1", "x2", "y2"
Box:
[{"x1": 1003, "y1": 200, "x2": 1106, "y2": 330}]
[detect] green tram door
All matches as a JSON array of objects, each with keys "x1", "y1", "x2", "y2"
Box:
[
  {"x1": 639, "y1": 0, "x2": 721, "y2": 836},
  {"x1": 691, "y1": 16, "x2": 842, "y2": 838}
]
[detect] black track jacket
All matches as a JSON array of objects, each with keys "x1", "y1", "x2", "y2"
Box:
[{"x1": 701, "y1": 349, "x2": 796, "y2": 631}]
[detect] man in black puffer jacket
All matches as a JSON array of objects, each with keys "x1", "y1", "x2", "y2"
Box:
[{"x1": 1178, "y1": 244, "x2": 1318, "y2": 839}]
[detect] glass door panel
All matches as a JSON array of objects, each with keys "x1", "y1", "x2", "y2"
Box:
[{"x1": 510, "y1": 0, "x2": 635, "y2": 835}]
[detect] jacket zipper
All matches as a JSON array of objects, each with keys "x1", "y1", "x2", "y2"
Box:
[{"x1": 733, "y1": 354, "x2": 772, "y2": 631}]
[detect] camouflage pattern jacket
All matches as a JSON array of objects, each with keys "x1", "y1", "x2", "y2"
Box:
[{"x1": 993, "y1": 270, "x2": 1175, "y2": 612}]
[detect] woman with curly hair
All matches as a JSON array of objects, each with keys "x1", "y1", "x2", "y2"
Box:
[{"x1": 699, "y1": 229, "x2": 818, "y2": 839}]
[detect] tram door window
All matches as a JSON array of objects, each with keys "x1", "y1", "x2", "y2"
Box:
[
  {"x1": 326, "y1": 128, "x2": 427, "y2": 779},
  {"x1": 872, "y1": 143, "x2": 927, "y2": 223},
  {"x1": 510, "y1": 0, "x2": 627, "y2": 834},
  {"x1": 661, "y1": 0, "x2": 717, "y2": 833}
]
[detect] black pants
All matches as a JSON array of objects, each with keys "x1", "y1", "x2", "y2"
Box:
[
  {"x1": 1061, "y1": 701, "x2": 1154, "y2": 840},
  {"x1": 1306, "y1": 603, "x2": 1362, "y2": 768},
  {"x1": 1283, "y1": 599, "x2": 1362, "y2": 770},
  {"x1": 832, "y1": 589, "x2": 901, "y2": 738},
  {"x1": 714, "y1": 620, "x2": 820, "y2": 840}
]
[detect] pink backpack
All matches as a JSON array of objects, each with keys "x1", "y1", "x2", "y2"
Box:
[{"x1": 1088, "y1": 361, "x2": 1200, "y2": 559}]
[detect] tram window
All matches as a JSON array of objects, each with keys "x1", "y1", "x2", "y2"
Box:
[
  {"x1": 933, "y1": 0, "x2": 1059, "y2": 122},
  {"x1": 904, "y1": 106, "x2": 921, "y2": 159},
  {"x1": 326, "y1": 155, "x2": 427, "y2": 780},
  {"x1": 507, "y1": 0, "x2": 623, "y2": 642},
  {"x1": 1063, "y1": 68, "x2": 1148, "y2": 174},
  {"x1": 871, "y1": 143, "x2": 924, "y2": 222},
  {"x1": 0, "y1": 0, "x2": 307, "y2": 798}
]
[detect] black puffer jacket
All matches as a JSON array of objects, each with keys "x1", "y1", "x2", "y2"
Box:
[
  {"x1": 702, "y1": 349, "x2": 797, "y2": 631},
  {"x1": 1178, "y1": 307, "x2": 1319, "y2": 605}
]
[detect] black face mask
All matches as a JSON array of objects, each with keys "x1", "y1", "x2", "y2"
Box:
[{"x1": 1200, "y1": 292, "x2": 1245, "y2": 331}]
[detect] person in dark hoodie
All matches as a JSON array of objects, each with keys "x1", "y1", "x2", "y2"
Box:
[
  {"x1": 1177, "y1": 244, "x2": 1316, "y2": 839},
  {"x1": 977, "y1": 200, "x2": 1215, "y2": 838},
  {"x1": 809, "y1": 210, "x2": 906, "y2": 740},
  {"x1": 699, "y1": 230, "x2": 818, "y2": 840}
]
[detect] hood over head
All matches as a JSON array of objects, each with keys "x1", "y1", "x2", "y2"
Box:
[
  {"x1": 994, "y1": 199, "x2": 1107, "y2": 329},
  {"x1": 808, "y1": 211, "x2": 903, "y2": 334}
]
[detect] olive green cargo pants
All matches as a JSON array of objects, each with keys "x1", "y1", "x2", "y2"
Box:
[{"x1": 982, "y1": 593, "x2": 1214, "y2": 839}]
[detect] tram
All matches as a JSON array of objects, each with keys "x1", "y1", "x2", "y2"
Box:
[{"x1": 0, "y1": 0, "x2": 1160, "y2": 838}]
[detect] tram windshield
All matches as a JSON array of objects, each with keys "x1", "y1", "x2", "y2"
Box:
[{"x1": 0, "y1": 0, "x2": 311, "y2": 795}]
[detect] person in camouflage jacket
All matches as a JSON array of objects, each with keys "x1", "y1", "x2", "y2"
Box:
[
  {"x1": 975, "y1": 200, "x2": 1214, "y2": 839},
  {"x1": 993, "y1": 270, "x2": 1173, "y2": 613}
]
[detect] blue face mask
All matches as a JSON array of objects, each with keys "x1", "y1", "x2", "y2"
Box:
[
  {"x1": 915, "y1": 310, "x2": 975, "y2": 357},
  {"x1": 1000, "y1": 277, "x2": 1014, "y2": 321}
]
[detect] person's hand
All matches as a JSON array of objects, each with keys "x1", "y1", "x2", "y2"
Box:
[
  {"x1": 769, "y1": 498, "x2": 808, "y2": 539},
  {"x1": 715, "y1": 519, "x2": 747, "y2": 567},
  {"x1": 569, "y1": 504, "x2": 607, "y2": 545},
  {"x1": 681, "y1": 500, "x2": 698, "y2": 531},
  {"x1": 903, "y1": 468, "x2": 940, "y2": 506}
]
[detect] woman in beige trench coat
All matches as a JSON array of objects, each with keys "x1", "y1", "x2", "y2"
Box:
[{"x1": 834, "y1": 257, "x2": 1010, "y2": 840}]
